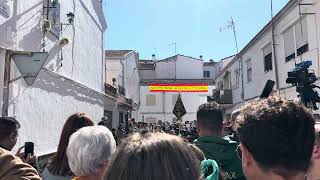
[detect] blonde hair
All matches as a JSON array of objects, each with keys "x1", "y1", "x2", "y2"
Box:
[{"x1": 105, "y1": 132, "x2": 201, "y2": 180}]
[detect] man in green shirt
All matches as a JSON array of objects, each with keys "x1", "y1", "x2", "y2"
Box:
[{"x1": 194, "y1": 102, "x2": 245, "y2": 180}]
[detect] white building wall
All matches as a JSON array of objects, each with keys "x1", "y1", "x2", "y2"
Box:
[
  {"x1": 0, "y1": 0, "x2": 113, "y2": 155},
  {"x1": 139, "y1": 69, "x2": 156, "y2": 79},
  {"x1": 139, "y1": 86, "x2": 215, "y2": 122},
  {"x1": 176, "y1": 56, "x2": 203, "y2": 79},
  {"x1": 106, "y1": 60, "x2": 123, "y2": 86},
  {"x1": 124, "y1": 53, "x2": 140, "y2": 104},
  {"x1": 203, "y1": 64, "x2": 219, "y2": 79},
  {"x1": 155, "y1": 59, "x2": 176, "y2": 79}
]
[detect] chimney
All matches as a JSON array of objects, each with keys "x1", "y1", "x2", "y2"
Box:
[
  {"x1": 200, "y1": 55, "x2": 203, "y2": 60},
  {"x1": 152, "y1": 54, "x2": 156, "y2": 61}
]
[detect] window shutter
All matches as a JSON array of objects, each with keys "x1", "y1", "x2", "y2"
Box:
[
  {"x1": 263, "y1": 44, "x2": 272, "y2": 57},
  {"x1": 146, "y1": 95, "x2": 156, "y2": 106},
  {"x1": 295, "y1": 17, "x2": 308, "y2": 49},
  {"x1": 283, "y1": 27, "x2": 295, "y2": 58}
]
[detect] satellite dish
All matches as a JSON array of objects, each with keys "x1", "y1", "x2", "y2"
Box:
[{"x1": 11, "y1": 51, "x2": 49, "y2": 86}]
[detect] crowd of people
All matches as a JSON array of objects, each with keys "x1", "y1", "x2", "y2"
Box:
[
  {"x1": 128, "y1": 119, "x2": 199, "y2": 142},
  {"x1": 0, "y1": 96, "x2": 320, "y2": 180}
]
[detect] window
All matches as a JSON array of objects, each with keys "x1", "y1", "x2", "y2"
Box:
[
  {"x1": 146, "y1": 95, "x2": 156, "y2": 106},
  {"x1": 233, "y1": 69, "x2": 239, "y2": 89},
  {"x1": 284, "y1": 17, "x2": 309, "y2": 62},
  {"x1": 295, "y1": 18, "x2": 309, "y2": 56},
  {"x1": 263, "y1": 44, "x2": 273, "y2": 72},
  {"x1": 246, "y1": 59, "x2": 252, "y2": 82},
  {"x1": 172, "y1": 94, "x2": 179, "y2": 105},
  {"x1": 284, "y1": 27, "x2": 295, "y2": 62},
  {"x1": 203, "y1": 71, "x2": 210, "y2": 78}
]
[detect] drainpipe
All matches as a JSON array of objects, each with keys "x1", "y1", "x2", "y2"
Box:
[
  {"x1": 271, "y1": 0, "x2": 280, "y2": 94},
  {"x1": 2, "y1": 50, "x2": 12, "y2": 116}
]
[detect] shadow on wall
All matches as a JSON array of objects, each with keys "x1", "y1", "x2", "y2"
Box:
[
  {"x1": 18, "y1": 20, "x2": 42, "y2": 52},
  {"x1": 0, "y1": 1, "x2": 42, "y2": 49},
  {"x1": 45, "y1": 43, "x2": 62, "y2": 72},
  {"x1": 32, "y1": 71, "x2": 105, "y2": 106}
]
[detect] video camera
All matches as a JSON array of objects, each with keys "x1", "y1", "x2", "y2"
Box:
[{"x1": 286, "y1": 60, "x2": 320, "y2": 110}]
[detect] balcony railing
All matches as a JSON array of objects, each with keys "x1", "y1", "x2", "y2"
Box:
[
  {"x1": 118, "y1": 85, "x2": 125, "y2": 96},
  {"x1": 212, "y1": 89, "x2": 233, "y2": 104},
  {"x1": 105, "y1": 83, "x2": 117, "y2": 97}
]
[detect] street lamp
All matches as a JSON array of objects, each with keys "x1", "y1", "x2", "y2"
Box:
[{"x1": 66, "y1": 12, "x2": 75, "y2": 24}]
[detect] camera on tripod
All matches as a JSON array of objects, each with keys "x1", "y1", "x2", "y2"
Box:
[{"x1": 286, "y1": 60, "x2": 320, "y2": 110}]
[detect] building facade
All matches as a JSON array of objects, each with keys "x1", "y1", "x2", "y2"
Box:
[
  {"x1": 214, "y1": 0, "x2": 320, "y2": 118},
  {"x1": 0, "y1": 0, "x2": 115, "y2": 155},
  {"x1": 105, "y1": 50, "x2": 140, "y2": 129},
  {"x1": 139, "y1": 55, "x2": 215, "y2": 123}
]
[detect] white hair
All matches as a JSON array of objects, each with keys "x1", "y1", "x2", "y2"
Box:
[{"x1": 66, "y1": 126, "x2": 116, "y2": 176}]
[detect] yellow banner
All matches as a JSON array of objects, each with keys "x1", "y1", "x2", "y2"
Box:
[{"x1": 149, "y1": 84, "x2": 208, "y2": 92}]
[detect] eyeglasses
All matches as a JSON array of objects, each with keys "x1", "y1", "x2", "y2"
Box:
[{"x1": 236, "y1": 144, "x2": 242, "y2": 160}]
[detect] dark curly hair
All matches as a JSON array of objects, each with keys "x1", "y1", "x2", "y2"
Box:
[{"x1": 236, "y1": 96, "x2": 315, "y2": 178}]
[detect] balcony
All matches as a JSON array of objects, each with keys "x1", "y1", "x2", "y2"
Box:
[
  {"x1": 118, "y1": 85, "x2": 125, "y2": 96},
  {"x1": 105, "y1": 83, "x2": 117, "y2": 97},
  {"x1": 212, "y1": 89, "x2": 233, "y2": 105},
  {"x1": 117, "y1": 95, "x2": 133, "y2": 110}
]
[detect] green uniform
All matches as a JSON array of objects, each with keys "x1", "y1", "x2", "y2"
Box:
[{"x1": 195, "y1": 136, "x2": 246, "y2": 180}]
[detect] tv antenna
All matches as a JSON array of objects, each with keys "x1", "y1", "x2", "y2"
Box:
[{"x1": 169, "y1": 42, "x2": 177, "y2": 55}]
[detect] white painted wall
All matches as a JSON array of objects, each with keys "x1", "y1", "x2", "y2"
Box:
[
  {"x1": 203, "y1": 64, "x2": 219, "y2": 79},
  {"x1": 106, "y1": 60, "x2": 123, "y2": 86},
  {"x1": 0, "y1": 0, "x2": 113, "y2": 155},
  {"x1": 155, "y1": 58, "x2": 176, "y2": 79},
  {"x1": 140, "y1": 55, "x2": 204, "y2": 80},
  {"x1": 176, "y1": 56, "x2": 203, "y2": 79},
  {"x1": 123, "y1": 52, "x2": 140, "y2": 104},
  {"x1": 139, "y1": 69, "x2": 156, "y2": 79},
  {"x1": 139, "y1": 85, "x2": 215, "y2": 122}
]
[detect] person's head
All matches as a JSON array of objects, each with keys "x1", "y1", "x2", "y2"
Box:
[
  {"x1": 0, "y1": 117, "x2": 20, "y2": 151},
  {"x1": 236, "y1": 96, "x2": 315, "y2": 180},
  {"x1": 67, "y1": 126, "x2": 116, "y2": 179},
  {"x1": 98, "y1": 121, "x2": 105, "y2": 126},
  {"x1": 112, "y1": 128, "x2": 116, "y2": 133},
  {"x1": 231, "y1": 108, "x2": 240, "y2": 130},
  {"x1": 48, "y1": 113, "x2": 94, "y2": 176},
  {"x1": 197, "y1": 102, "x2": 223, "y2": 137},
  {"x1": 308, "y1": 123, "x2": 320, "y2": 179},
  {"x1": 101, "y1": 117, "x2": 108, "y2": 122},
  {"x1": 105, "y1": 132, "x2": 201, "y2": 180}
]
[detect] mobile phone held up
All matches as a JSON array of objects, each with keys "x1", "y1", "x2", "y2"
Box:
[{"x1": 24, "y1": 142, "x2": 34, "y2": 159}]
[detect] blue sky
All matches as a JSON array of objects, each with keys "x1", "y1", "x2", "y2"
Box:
[{"x1": 103, "y1": 0, "x2": 288, "y2": 61}]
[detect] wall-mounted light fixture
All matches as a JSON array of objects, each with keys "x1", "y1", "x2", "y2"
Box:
[
  {"x1": 59, "y1": 12, "x2": 75, "y2": 65},
  {"x1": 61, "y1": 12, "x2": 75, "y2": 31},
  {"x1": 60, "y1": 11, "x2": 75, "y2": 31},
  {"x1": 66, "y1": 12, "x2": 75, "y2": 24}
]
